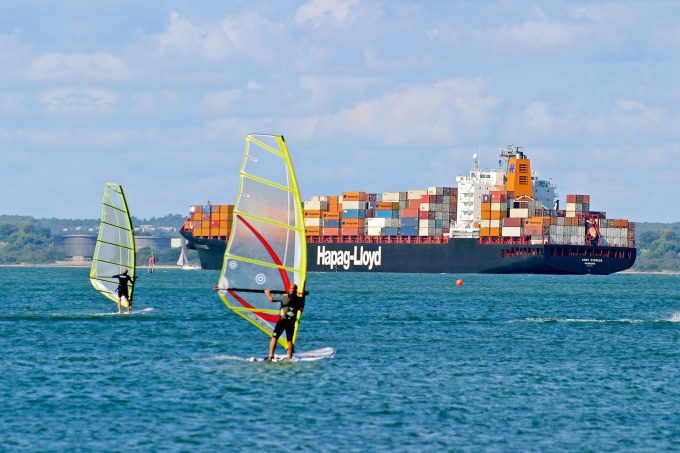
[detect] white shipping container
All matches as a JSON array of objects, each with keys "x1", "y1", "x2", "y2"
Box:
[
  {"x1": 366, "y1": 227, "x2": 383, "y2": 236},
  {"x1": 502, "y1": 226, "x2": 522, "y2": 237},
  {"x1": 490, "y1": 219, "x2": 501, "y2": 228},
  {"x1": 407, "y1": 190, "x2": 427, "y2": 200},
  {"x1": 304, "y1": 200, "x2": 328, "y2": 211},
  {"x1": 304, "y1": 218, "x2": 321, "y2": 227},
  {"x1": 420, "y1": 203, "x2": 431, "y2": 211},
  {"x1": 382, "y1": 192, "x2": 401, "y2": 202},
  {"x1": 341, "y1": 200, "x2": 365, "y2": 210},
  {"x1": 480, "y1": 220, "x2": 490, "y2": 228},
  {"x1": 366, "y1": 218, "x2": 399, "y2": 228},
  {"x1": 510, "y1": 208, "x2": 529, "y2": 218}
]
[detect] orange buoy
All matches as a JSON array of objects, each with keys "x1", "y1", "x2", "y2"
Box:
[{"x1": 456, "y1": 279, "x2": 463, "y2": 286}]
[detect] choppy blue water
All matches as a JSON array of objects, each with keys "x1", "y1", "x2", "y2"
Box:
[{"x1": 0, "y1": 267, "x2": 678, "y2": 452}]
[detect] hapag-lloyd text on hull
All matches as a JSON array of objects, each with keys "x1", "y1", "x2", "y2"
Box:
[{"x1": 316, "y1": 245, "x2": 382, "y2": 270}]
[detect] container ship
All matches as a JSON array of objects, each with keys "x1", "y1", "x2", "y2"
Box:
[{"x1": 180, "y1": 146, "x2": 636, "y2": 274}]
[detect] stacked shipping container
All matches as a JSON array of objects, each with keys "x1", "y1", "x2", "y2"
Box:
[
  {"x1": 183, "y1": 204, "x2": 233, "y2": 238},
  {"x1": 302, "y1": 188, "x2": 458, "y2": 238},
  {"x1": 181, "y1": 193, "x2": 633, "y2": 248}
]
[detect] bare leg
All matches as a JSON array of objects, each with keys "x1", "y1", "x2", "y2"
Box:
[
  {"x1": 268, "y1": 336, "x2": 277, "y2": 359},
  {"x1": 117, "y1": 297, "x2": 122, "y2": 314},
  {"x1": 286, "y1": 341, "x2": 293, "y2": 359}
]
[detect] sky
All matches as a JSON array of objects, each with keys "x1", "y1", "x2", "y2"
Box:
[{"x1": 1, "y1": 0, "x2": 679, "y2": 222}]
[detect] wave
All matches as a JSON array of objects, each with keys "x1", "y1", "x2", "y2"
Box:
[{"x1": 518, "y1": 314, "x2": 680, "y2": 323}]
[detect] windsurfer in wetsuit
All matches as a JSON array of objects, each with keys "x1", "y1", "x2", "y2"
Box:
[
  {"x1": 111, "y1": 269, "x2": 135, "y2": 314},
  {"x1": 265, "y1": 284, "x2": 308, "y2": 360}
]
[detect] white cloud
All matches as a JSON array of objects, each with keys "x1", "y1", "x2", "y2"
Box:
[
  {"x1": 571, "y1": 3, "x2": 632, "y2": 25},
  {"x1": 155, "y1": 11, "x2": 233, "y2": 62},
  {"x1": 0, "y1": 92, "x2": 26, "y2": 116},
  {"x1": 316, "y1": 78, "x2": 499, "y2": 146},
  {"x1": 482, "y1": 7, "x2": 588, "y2": 50},
  {"x1": 28, "y1": 52, "x2": 129, "y2": 81},
  {"x1": 295, "y1": 0, "x2": 359, "y2": 28},
  {"x1": 199, "y1": 89, "x2": 241, "y2": 115},
  {"x1": 37, "y1": 88, "x2": 118, "y2": 116},
  {"x1": 206, "y1": 78, "x2": 499, "y2": 147},
  {"x1": 8, "y1": 127, "x2": 160, "y2": 147},
  {"x1": 298, "y1": 74, "x2": 382, "y2": 110}
]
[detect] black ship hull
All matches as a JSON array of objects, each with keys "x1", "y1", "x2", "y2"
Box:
[{"x1": 181, "y1": 230, "x2": 636, "y2": 275}]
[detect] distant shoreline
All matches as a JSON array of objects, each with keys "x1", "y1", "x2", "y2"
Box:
[
  {"x1": 0, "y1": 263, "x2": 189, "y2": 270},
  {"x1": 0, "y1": 263, "x2": 677, "y2": 275}
]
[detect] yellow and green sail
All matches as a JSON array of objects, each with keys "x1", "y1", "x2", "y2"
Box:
[
  {"x1": 89, "y1": 183, "x2": 136, "y2": 308},
  {"x1": 216, "y1": 134, "x2": 307, "y2": 347}
]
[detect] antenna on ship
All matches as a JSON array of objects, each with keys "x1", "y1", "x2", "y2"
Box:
[{"x1": 473, "y1": 153, "x2": 479, "y2": 171}]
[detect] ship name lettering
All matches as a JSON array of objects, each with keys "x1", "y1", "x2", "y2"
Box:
[{"x1": 316, "y1": 246, "x2": 382, "y2": 270}]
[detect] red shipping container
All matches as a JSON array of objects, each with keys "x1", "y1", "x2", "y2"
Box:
[
  {"x1": 419, "y1": 211, "x2": 436, "y2": 220},
  {"x1": 341, "y1": 227, "x2": 362, "y2": 236},
  {"x1": 408, "y1": 200, "x2": 421, "y2": 209},
  {"x1": 567, "y1": 194, "x2": 576, "y2": 203},
  {"x1": 400, "y1": 208, "x2": 419, "y2": 217},
  {"x1": 503, "y1": 218, "x2": 522, "y2": 227},
  {"x1": 322, "y1": 227, "x2": 340, "y2": 236}
]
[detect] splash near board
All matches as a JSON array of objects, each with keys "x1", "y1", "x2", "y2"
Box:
[
  {"x1": 89, "y1": 183, "x2": 136, "y2": 310},
  {"x1": 215, "y1": 134, "x2": 313, "y2": 350}
]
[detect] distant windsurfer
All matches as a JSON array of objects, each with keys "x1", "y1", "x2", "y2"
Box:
[
  {"x1": 112, "y1": 269, "x2": 135, "y2": 314},
  {"x1": 265, "y1": 284, "x2": 308, "y2": 360},
  {"x1": 148, "y1": 253, "x2": 155, "y2": 273}
]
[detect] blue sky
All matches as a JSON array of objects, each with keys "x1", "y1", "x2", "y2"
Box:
[{"x1": 1, "y1": 0, "x2": 679, "y2": 222}]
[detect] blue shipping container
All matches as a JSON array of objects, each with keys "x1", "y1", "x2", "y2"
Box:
[
  {"x1": 381, "y1": 227, "x2": 399, "y2": 236},
  {"x1": 401, "y1": 226, "x2": 418, "y2": 236},
  {"x1": 342, "y1": 209, "x2": 366, "y2": 219},
  {"x1": 323, "y1": 220, "x2": 340, "y2": 227},
  {"x1": 375, "y1": 210, "x2": 399, "y2": 219},
  {"x1": 400, "y1": 217, "x2": 419, "y2": 227}
]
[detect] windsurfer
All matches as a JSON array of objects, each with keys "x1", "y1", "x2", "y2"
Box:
[
  {"x1": 265, "y1": 284, "x2": 308, "y2": 360},
  {"x1": 112, "y1": 269, "x2": 135, "y2": 314}
]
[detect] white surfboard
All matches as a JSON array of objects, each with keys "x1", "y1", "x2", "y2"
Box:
[{"x1": 248, "y1": 347, "x2": 336, "y2": 362}]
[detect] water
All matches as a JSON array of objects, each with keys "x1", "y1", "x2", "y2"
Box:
[{"x1": 0, "y1": 267, "x2": 678, "y2": 452}]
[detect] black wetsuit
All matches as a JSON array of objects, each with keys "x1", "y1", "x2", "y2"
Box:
[
  {"x1": 272, "y1": 290, "x2": 308, "y2": 341},
  {"x1": 112, "y1": 273, "x2": 133, "y2": 299}
]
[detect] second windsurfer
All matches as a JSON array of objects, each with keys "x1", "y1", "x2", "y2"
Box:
[{"x1": 264, "y1": 284, "x2": 307, "y2": 360}]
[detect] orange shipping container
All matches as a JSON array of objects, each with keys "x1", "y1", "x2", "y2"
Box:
[
  {"x1": 304, "y1": 210, "x2": 322, "y2": 218},
  {"x1": 193, "y1": 228, "x2": 205, "y2": 237},
  {"x1": 341, "y1": 227, "x2": 363, "y2": 236},
  {"x1": 305, "y1": 227, "x2": 321, "y2": 235},
  {"x1": 481, "y1": 202, "x2": 491, "y2": 211},
  {"x1": 341, "y1": 218, "x2": 365, "y2": 227},
  {"x1": 611, "y1": 219, "x2": 629, "y2": 228},
  {"x1": 480, "y1": 211, "x2": 492, "y2": 220},
  {"x1": 322, "y1": 212, "x2": 341, "y2": 220},
  {"x1": 376, "y1": 202, "x2": 399, "y2": 210},
  {"x1": 342, "y1": 191, "x2": 366, "y2": 201},
  {"x1": 191, "y1": 212, "x2": 202, "y2": 221},
  {"x1": 490, "y1": 210, "x2": 506, "y2": 220},
  {"x1": 400, "y1": 208, "x2": 419, "y2": 217}
]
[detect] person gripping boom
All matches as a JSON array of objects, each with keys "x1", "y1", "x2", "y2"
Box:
[
  {"x1": 111, "y1": 269, "x2": 135, "y2": 314},
  {"x1": 265, "y1": 284, "x2": 308, "y2": 360}
]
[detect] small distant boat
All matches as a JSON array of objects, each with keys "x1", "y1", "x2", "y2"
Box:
[{"x1": 177, "y1": 245, "x2": 199, "y2": 270}]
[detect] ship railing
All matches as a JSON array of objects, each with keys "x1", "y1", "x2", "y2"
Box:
[{"x1": 306, "y1": 235, "x2": 449, "y2": 244}]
